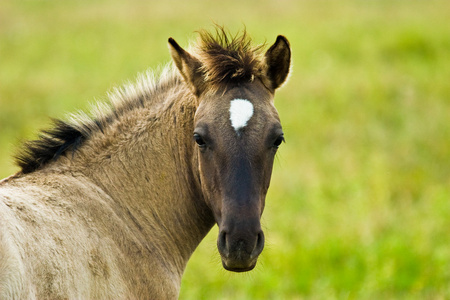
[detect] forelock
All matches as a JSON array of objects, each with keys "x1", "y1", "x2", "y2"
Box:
[{"x1": 194, "y1": 27, "x2": 266, "y2": 88}]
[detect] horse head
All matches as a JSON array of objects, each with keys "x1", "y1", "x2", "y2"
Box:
[{"x1": 169, "y1": 29, "x2": 291, "y2": 272}]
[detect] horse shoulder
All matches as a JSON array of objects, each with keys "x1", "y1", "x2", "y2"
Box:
[
  {"x1": 0, "y1": 172, "x2": 180, "y2": 298},
  {"x1": 0, "y1": 174, "x2": 120, "y2": 298},
  {"x1": 0, "y1": 187, "x2": 36, "y2": 299}
]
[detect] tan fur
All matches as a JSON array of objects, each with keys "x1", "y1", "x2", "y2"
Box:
[
  {"x1": 0, "y1": 72, "x2": 213, "y2": 298},
  {"x1": 0, "y1": 28, "x2": 291, "y2": 298}
]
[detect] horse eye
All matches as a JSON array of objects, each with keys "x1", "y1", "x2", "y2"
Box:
[
  {"x1": 273, "y1": 134, "x2": 285, "y2": 148},
  {"x1": 193, "y1": 133, "x2": 206, "y2": 148}
]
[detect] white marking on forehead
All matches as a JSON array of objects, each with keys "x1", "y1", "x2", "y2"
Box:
[{"x1": 229, "y1": 99, "x2": 254, "y2": 133}]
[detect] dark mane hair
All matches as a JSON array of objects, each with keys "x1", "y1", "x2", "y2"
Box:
[
  {"x1": 15, "y1": 119, "x2": 87, "y2": 174},
  {"x1": 196, "y1": 27, "x2": 266, "y2": 87},
  {"x1": 14, "y1": 28, "x2": 267, "y2": 174}
]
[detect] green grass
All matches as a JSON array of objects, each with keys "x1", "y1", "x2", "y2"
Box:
[{"x1": 1, "y1": 1, "x2": 449, "y2": 298}]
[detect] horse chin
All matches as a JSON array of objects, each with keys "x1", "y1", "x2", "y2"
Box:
[{"x1": 221, "y1": 258, "x2": 258, "y2": 273}]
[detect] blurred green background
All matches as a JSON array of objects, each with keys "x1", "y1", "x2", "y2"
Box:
[{"x1": 1, "y1": 0, "x2": 450, "y2": 298}]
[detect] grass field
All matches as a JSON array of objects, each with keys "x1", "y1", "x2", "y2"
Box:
[{"x1": 1, "y1": 1, "x2": 450, "y2": 298}]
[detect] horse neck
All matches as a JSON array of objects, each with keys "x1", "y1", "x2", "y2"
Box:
[{"x1": 68, "y1": 84, "x2": 214, "y2": 276}]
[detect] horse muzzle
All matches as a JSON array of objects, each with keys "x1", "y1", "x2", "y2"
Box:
[{"x1": 217, "y1": 227, "x2": 265, "y2": 272}]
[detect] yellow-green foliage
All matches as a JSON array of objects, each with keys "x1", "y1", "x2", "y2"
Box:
[{"x1": 1, "y1": 1, "x2": 449, "y2": 298}]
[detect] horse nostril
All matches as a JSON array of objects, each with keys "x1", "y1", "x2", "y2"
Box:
[
  {"x1": 255, "y1": 231, "x2": 265, "y2": 252},
  {"x1": 218, "y1": 230, "x2": 228, "y2": 255}
]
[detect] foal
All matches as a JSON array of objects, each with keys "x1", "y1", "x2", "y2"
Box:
[{"x1": 0, "y1": 28, "x2": 291, "y2": 299}]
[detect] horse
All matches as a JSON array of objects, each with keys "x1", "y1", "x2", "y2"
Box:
[{"x1": 0, "y1": 27, "x2": 291, "y2": 299}]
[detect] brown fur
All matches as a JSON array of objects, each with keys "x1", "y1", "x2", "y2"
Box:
[
  {"x1": 196, "y1": 27, "x2": 265, "y2": 86},
  {"x1": 1, "y1": 28, "x2": 290, "y2": 299}
]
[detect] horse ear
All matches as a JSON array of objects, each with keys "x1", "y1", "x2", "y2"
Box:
[
  {"x1": 168, "y1": 38, "x2": 205, "y2": 96},
  {"x1": 264, "y1": 35, "x2": 291, "y2": 91}
]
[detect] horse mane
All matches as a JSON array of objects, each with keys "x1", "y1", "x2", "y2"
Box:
[
  {"x1": 195, "y1": 27, "x2": 266, "y2": 87},
  {"x1": 14, "y1": 27, "x2": 266, "y2": 174},
  {"x1": 15, "y1": 68, "x2": 180, "y2": 174}
]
